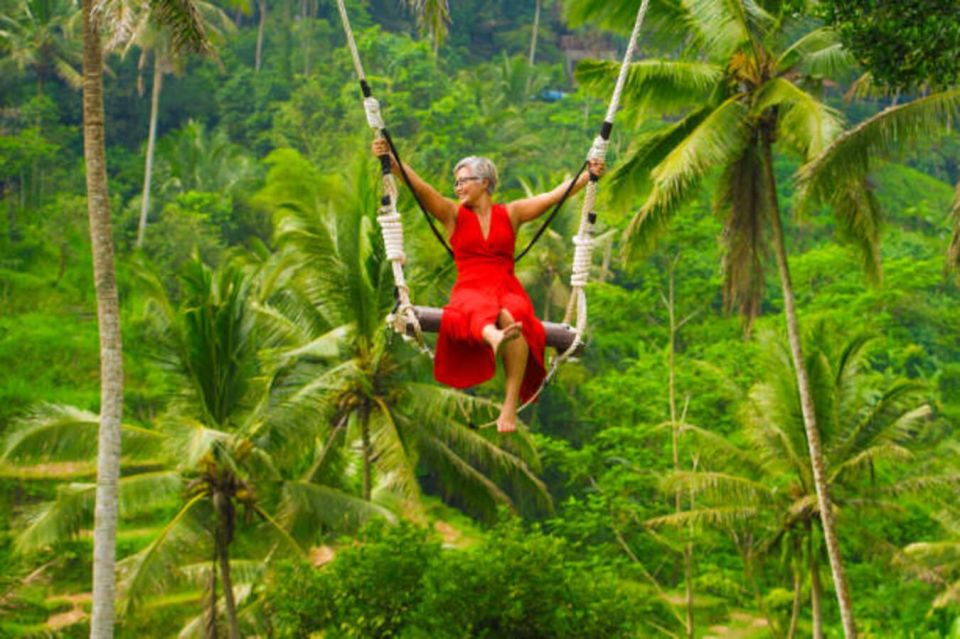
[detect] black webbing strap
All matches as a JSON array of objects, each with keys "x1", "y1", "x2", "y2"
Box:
[
  {"x1": 514, "y1": 119, "x2": 614, "y2": 263},
  {"x1": 514, "y1": 160, "x2": 589, "y2": 263},
  {"x1": 382, "y1": 128, "x2": 454, "y2": 258}
]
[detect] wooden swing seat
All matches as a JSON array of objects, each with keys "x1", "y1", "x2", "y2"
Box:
[{"x1": 409, "y1": 306, "x2": 584, "y2": 355}]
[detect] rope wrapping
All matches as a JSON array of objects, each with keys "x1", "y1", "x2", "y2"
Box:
[
  {"x1": 364, "y1": 97, "x2": 385, "y2": 130},
  {"x1": 336, "y1": 0, "x2": 428, "y2": 348}
]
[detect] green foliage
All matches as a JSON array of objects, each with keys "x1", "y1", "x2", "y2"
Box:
[
  {"x1": 820, "y1": 0, "x2": 960, "y2": 92},
  {"x1": 267, "y1": 519, "x2": 653, "y2": 638},
  {"x1": 1, "y1": 1, "x2": 959, "y2": 635}
]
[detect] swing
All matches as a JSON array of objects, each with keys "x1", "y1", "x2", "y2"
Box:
[{"x1": 335, "y1": 0, "x2": 650, "y2": 399}]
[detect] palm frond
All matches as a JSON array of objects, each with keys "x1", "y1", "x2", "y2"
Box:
[
  {"x1": 416, "y1": 434, "x2": 516, "y2": 518},
  {"x1": 829, "y1": 443, "x2": 915, "y2": 483},
  {"x1": 369, "y1": 397, "x2": 422, "y2": 504},
  {"x1": 797, "y1": 88, "x2": 960, "y2": 214},
  {"x1": 646, "y1": 506, "x2": 759, "y2": 529},
  {"x1": 662, "y1": 470, "x2": 773, "y2": 504},
  {"x1": 682, "y1": 0, "x2": 757, "y2": 62},
  {"x1": 947, "y1": 181, "x2": 960, "y2": 274},
  {"x1": 2, "y1": 404, "x2": 165, "y2": 464},
  {"x1": 279, "y1": 480, "x2": 395, "y2": 540},
  {"x1": 563, "y1": 0, "x2": 688, "y2": 42},
  {"x1": 178, "y1": 559, "x2": 265, "y2": 589},
  {"x1": 14, "y1": 471, "x2": 184, "y2": 554},
  {"x1": 754, "y1": 77, "x2": 843, "y2": 158},
  {"x1": 776, "y1": 27, "x2": 856, "y2": 78},
  {"x1": 624, "y1": 95, "x2": 751, "y2": 258},
  {"x1": 608, "y1": 107, "x2": 711, "y2": 205},
  {"x1": 118, "y1": 495, "x2": 209, "y2": 616},
  {"x1": 146, "y1": 0, "x2": 212, "y2": 56},
  {"x1": 879, "y1": 474, "x2": 960, "y2": 498},
  {"x1": 575, "y1": 58, "x2": 723, "y2": 116}
]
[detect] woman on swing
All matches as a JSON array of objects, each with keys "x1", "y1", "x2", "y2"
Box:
[{"x1": 373, "y1": 140, "x2": 605, "y2": 432}]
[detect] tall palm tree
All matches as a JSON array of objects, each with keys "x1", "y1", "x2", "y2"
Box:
[
  {"x1": 76, "y1": 4, "x2": 219, "y2": 634},
  {"x1": 0, "y1": 0, "x2": 82, "y2": 96},
  {"x1": 79, "y1": 0, "x2": 123, "y2": 635},
  {"x1": 796, "y1": 87, "x2": 960, "y2": 274},
  {"x1": 110, "y1": 0, "x2": 231, "y2": 249},
  {"x1": 654, "y1": 329, "x2": 933, "y2": 637},
  {"x1": 573, "y1": 2, "x2": 868, "y2": 634},
  {"x1": 253, "y1": 149, "x2": 552, "y2": 518}
]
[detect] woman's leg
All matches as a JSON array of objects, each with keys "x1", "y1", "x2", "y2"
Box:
[{"x1": 492, "y1": 309, "x2": 527, "y2": 433}]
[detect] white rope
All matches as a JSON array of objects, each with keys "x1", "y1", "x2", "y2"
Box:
[
  {"x1": 604, "y1": 0, "x2": 650, "y2": 124},
  {"x1": 335, "y1": 0, "x2": 366, "y2": 82},
  {"x1": 336, "y1": 0, "x2": 428, "y2": 351}
]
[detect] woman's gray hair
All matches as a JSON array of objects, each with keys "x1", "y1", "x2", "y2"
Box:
[{"x1": 454, "y1": 156, "x2": 498, "y2": 194}]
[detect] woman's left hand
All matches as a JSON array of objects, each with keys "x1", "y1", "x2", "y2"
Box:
[{"x1": 588, "y1": 158, "x2": 606, "y2": 179}]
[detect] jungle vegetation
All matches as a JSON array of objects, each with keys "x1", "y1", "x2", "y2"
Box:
[{"x1": 1, "y1": 0, "x2": 959, "y2": 637}]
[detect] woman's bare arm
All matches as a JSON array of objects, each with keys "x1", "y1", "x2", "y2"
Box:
[
  {"x1": 506, "y1": 159, "x2": 605, "y2": 229},
  {"x1": 372, "y1": 139, "x2": 457, "y2": 233}
]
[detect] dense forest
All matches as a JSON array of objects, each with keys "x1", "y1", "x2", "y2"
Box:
[{"x1": 1, "y1": 0, "x2": 959, "y2": 637}]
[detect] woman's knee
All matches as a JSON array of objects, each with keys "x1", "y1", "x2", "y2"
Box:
[{"x1": 496, "y1": 308, "x2": 516, "y2": 327}]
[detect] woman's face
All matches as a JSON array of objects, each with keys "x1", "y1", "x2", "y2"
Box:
[{"x1": 454, "y1": 167, "x2": 488, "y2": 205}]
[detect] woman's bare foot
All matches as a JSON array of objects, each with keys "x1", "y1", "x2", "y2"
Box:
[
  {"x1": 497, "y1": 407, "x2": 518, "y2": 433},
  {"x1": 484, "y1": 321, "x2": 522, "y2": 357}
]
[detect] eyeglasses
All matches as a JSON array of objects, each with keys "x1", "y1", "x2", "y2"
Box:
[{"x1": 454, "y1": 177, "x2": 484, "y2": 188}]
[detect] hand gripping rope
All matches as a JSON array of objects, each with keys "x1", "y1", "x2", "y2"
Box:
[{"x1": 515, "y1": 0, "x2": 651, "y2": 410}]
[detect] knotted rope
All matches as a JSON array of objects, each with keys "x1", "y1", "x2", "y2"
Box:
[{"x1": 335, "y1": 0, "x2": 429, "y2": 353}]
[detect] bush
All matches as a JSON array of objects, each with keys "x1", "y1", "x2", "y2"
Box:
[{"x1": 265, "y1": 519, "x2": 652, "y2": 639}]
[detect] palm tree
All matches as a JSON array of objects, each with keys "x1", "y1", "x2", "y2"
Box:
[
  {"x1": 110, "y1": 0, "x2": 232, "y2": 249},
  {"x1": 573, "y1": 2, "x2": 868, "y2": 633},
  {"x1": 253, "y1": 149, "x2": 553, "y2": 518},
  {"x1": 154, "y1": 119, "x2": 258, "y2": 198},
  {"x1": 0, "y1": 0, "x2": 82, "y2": 96},
  {"x1": 654, "y1": 328, "x2": 933, "y2": 636},
  {"x1": 903, "y1": 501, "x2": 960, "y2": 612},
  {"x1": 796, "y1": 87, "x2": 960, "y2": 275},
  {"x1": 400, "y1": 0, "x2": 450, "y2": 52},
  {"x1": 79, "y1": 0, "x2": 123, "y2": 635},
  {"x1": 2, "y1": 256, "x2": 389, "y2": 637}
]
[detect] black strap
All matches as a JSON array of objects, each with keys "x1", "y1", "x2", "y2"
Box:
[
  {"x1": 381, "y1": 128, "x2": 455, "y2": 259},
  {"x1": 514, "y1": 160, "x2": 589, "y2": 263},
  {"x1": 515, "y1": 119, "x2": 613, "y2": 263}
]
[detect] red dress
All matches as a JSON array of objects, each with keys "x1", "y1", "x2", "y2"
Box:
[{"x1": 434, "y1": 203, "x2": 546, "y2": 403}]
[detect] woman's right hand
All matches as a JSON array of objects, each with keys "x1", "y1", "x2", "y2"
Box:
[
  {"x1": 372, "y1": 138, "x2": 390, "y2": 157},
  {"x1": 371, "y1": 138, "x2": 399, "y2": 173}
]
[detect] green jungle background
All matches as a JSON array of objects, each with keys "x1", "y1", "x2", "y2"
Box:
[{"x1": 1, "y1": 0, "x2": 960, "y2": 637}]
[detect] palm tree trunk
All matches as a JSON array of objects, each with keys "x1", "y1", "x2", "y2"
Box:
[
  {"x1": 255, "y1": 0, "x2": 267, "y2": 73},
  {"x1": 665, "y1": 259, "x2": 695, "y2": 639},
  {"x1": 810, "y1": 525, "x2": 823, "y2": 639},
  {"x1": 214, "y1": 492, "x2": 241, "y2": 639},
  {"x1": 761, "y1": 131, "x2": 856, "y2": 638},
  {"x1": 82, "y1": 1, "x2": 124, "y2": 637},
  {"x1": 136, "y1": 56, "x2": 163, "y2": 249},
  {"x1": 206, "y1": 545, "x2": 218, "y2": 639},
  {"x1": 361, "y1": 404, "x2": 372, "y2": 501},
  {"x1": 525, "y1": 0, "x2": 541, "y2": 96},
  {"x1": 787, "y1": 561, "x2": 801, "y2": 639},
  {"x1": 528, "y1": 0, "x2": 541, "y2": 67}
]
